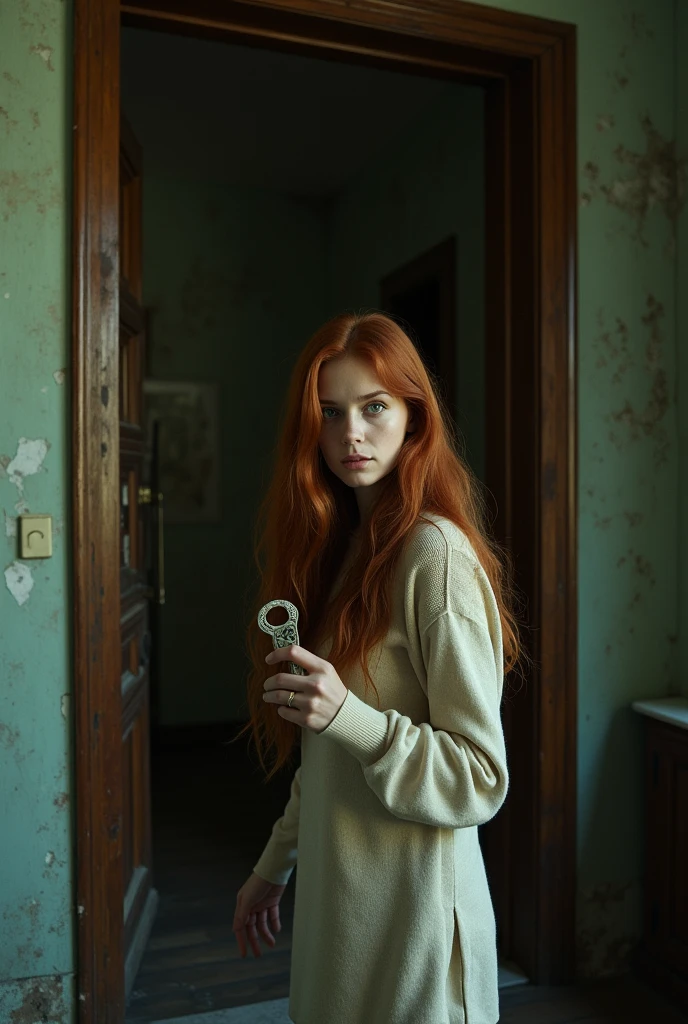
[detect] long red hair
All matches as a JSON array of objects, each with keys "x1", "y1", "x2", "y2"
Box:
[{"x1": 231, "y1": 311, "x2": 525, "y2": 779}]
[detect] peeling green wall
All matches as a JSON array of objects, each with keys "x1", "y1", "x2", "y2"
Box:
[
  {"x1": 326, "y1": 84, "x2": 485, "y2": 478},
  {"x1": 139, "y1": 174, "x2": 327, "y2": 724},
  {"x1": 470, "y1": 0, "x2": 682, "y2": 978},
  {"x1": 0, "y1": 0, "x2": 75, "y2": 1019}
]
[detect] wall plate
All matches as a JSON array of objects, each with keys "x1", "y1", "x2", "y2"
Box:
[{"x1": 19, "y1": 514, "x2": 53, "y2": 558}]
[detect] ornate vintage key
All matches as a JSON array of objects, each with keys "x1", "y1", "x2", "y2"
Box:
[{"x1": 257, "y1": 599, "x2": 307, "y2": 676}]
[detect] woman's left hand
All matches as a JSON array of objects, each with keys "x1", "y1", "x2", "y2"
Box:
[{"x1": 263, "y1": 645, "x2": 348, "y2": 733}]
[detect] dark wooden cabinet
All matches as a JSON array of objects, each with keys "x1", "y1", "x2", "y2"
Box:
[{"x1": 634, "y1": 712, "x2": 688, "y2": 1013}]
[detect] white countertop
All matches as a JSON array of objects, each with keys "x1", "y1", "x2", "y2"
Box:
[{"x1": 631, "y1": 696, "x2": 688, "y2": 731}]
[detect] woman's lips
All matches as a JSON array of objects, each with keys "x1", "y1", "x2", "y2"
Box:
[{"x1": 342, "y1": 457, "x2": 371, "y2": 468}]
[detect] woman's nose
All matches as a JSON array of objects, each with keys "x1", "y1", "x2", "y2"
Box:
[{"x1": 341, "y1": 414, "x2": 364, "y2": 442}]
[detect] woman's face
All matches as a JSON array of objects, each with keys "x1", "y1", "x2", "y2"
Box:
[{"x1": 317, "y1": 354, "x2": 415, "y2": 516}]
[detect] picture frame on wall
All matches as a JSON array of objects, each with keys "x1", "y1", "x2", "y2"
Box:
[{"x1": 143, "y1": 379, "x2": 220, "y2": 524}]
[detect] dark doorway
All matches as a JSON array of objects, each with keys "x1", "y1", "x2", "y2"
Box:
[{"x1": 380, "y1": 236, "x2": 456, "y2": 414}]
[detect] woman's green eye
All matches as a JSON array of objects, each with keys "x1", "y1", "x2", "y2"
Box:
[{"x1": 321, "y1": 402, "x2": 386, "y2": 419}]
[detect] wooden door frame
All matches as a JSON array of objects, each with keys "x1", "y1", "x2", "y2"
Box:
[{"x1": 72, "y1": 0, "x2": 577, "y2": 1018}]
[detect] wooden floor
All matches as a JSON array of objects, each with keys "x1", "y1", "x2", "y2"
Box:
[
  {"x1": 125, "y1": 733, "x2": 687, "y2": 1024},
  {"x1": 126, "y1": 732, "x2": 298, "y2": 1023}
]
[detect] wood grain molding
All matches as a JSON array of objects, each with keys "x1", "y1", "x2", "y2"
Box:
[{"x1": 73, "y1": 0, "x2": 124, "y2": 1020}]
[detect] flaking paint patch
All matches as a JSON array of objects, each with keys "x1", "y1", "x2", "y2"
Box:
[
  {"x1": 6, "y1": 437, "x2": 49, "y2": 495},
  {"x1": 5, "y1": 974, "x2": 67, "y2": 1024},
  {"x1": 5, "y1": 511, "x2": 17, "y2": 538},
  {"x1": 52, "y1": 368, "x2": 65, "y2": 385},
  {"x1": 4, "y1": 561, "x2": 34, "y2": 606},
  {"x1": 29, "y1": 43, "x2": 54, "y2": 71},
  {"x1": 60, "y1": 694, "x2": 69, "y2": 720}
]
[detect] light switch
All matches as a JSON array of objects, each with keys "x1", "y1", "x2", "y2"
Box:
[{"x1": 19, "y1": 514, "x2": 53, "y2": 558}]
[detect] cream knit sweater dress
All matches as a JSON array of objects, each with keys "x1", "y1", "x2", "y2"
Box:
[{"x1": 252, "y1": 513, "x2": 509, "y2": 1024}]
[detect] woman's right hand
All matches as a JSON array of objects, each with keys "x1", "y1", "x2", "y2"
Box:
[{"x1": 233, "y1": 871, "x2": 288, "y2": 958}]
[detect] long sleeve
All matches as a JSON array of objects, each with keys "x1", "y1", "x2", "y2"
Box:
[
  {"x1": 252, "y1": 765, "x2": 301, "y2": 885},
  {"x1": 320, "y1": 538, "x2": 509, "y2": 830}
]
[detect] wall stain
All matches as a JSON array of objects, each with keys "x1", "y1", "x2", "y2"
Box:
[
  {"x1": 593, "y1": 310, "x2": 632, "y2": 383},
  {"x1": 624, "y1": 10, "x2": 654, "y2": 41},
  {"x1": 608, "y1": 11, "x2": 654, "y2": 98},
  {"x1": 0, "y1": 167, "x2": 61, "y2": 221},
  {"x1": 632, "y1": 552, "x2": 655, "y2": 585},
  {"x1": 624, "y1": 511, "x2": 644, "y2": 527},
  {"x1": 0, "y1": 723, "x2": 20, "y2": 747},
  {"x1": 585, "y1": 116, "x2": 687, "y2": 246},
  {"x1": 605, "y1": 295, "x2": 670, "y2": 468},
  {"x1": 616, "y1": 547, "x2": 656, "y2": 612},
  {"x1": 0, "y1": 106, "x2": 19, "y2": 131},
  {"x1": 3, "y1": 71, "x2": 21, "y2": 87},
  {"x1": 577, "y1": 880, "x2": 637, "y2": 978},
  {"x1": 17, "y1": 0, "x2": 59, "y2": 37},
  {"x1": 596, "y1": 114, "x2": 615, "y2": 133},
  {"x1": 592, "y1": 513, "x2": 612, "y2": 530}
]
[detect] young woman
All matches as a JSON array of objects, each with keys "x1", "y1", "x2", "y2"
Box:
[{"x1": 232, "y1": 311, "x2": 523, "y2": 1024}]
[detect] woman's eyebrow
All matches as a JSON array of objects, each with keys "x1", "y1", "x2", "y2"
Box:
[{"x1": 319, "y1": 390, "x2": 391, "y2": 404}]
